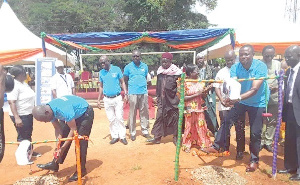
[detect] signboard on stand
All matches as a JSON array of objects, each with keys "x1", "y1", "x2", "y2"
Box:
[{"x1": 35, "y1": 58, "x2": 56, "y2": 106}]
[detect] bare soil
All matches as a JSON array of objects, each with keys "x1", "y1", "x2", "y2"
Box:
[{"x1": 0, "y1": 109, "x2": 298, "y2": 185}]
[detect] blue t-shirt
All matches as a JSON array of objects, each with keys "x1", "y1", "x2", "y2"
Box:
[
  {"x1": 230, "y1": 59, "x2": 269, "y2": 107},
  {"x1": 48, "y1": 95, "x2": 89, "y2": 122},
  {"x1": 99, "y1": 65, "x2": 123, "y2": 96},
  {"x1": 123, "y1": 61, "x2": 148, "y2": 95}
]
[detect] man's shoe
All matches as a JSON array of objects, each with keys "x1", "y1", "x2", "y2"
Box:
[
  {"x1": 289, "y1": 174, "x2": 300, "y2": 181},
  {"x1": 131, "y1": 135, "x2": 136, "y2": 141},
  {"x1": 147, "y1": 138, "x2": 161, "y2": 144},
  {"x1": 278, "y1": 169, "x2": 297, "y2": 174},
  {"x1": 264, "y1": 145, "x2": 273, "y2": 152},
  {"x1": 68, "y1": 170, "x2": 87, "y2": 182},
  {"x1": 236, "y1": 151, "x2": 244, "y2": 160},
  {"x1": 120, "y1": 138, "x2": 128, "y2": 145},
  {"x1": 32, "y1": 152, "x2": 42, "y2": 158},
  {"x1": 109, "y1": 138, "x2": 119, "y2": 144},
  {"x1": 201, "y1": 146, "x2": 218, "y2": 153},
  {"x1": 142, "y1": 134, "x2": 153, "y2": 139},
  {"x1": 246, "y1": 162, "x2": 258, "y2": 172},
  {"x1": 37, "y1": 161, "x2": 59, "y2": 172},
  {"x1": 125, "y1": 125, "x2": 129, "y2": 129},
  {"x1": 259, "y1": 145, "x2": 264, "y2": 151}
]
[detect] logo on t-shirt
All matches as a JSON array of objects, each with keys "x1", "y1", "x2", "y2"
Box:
[
  {"x1": 111, "y1": 73, "x2": 117, "y2": 78},
  {"x1": 59, "y1": 97, "x2": 68, "y2": 101}
]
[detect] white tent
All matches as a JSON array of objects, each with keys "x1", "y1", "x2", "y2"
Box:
[
  {"x1": 0, "y1": 0, "x2": 76, "y2": 66},
  {"x1": 204, "y1": 22, "x2": 300, "y2": 59}
]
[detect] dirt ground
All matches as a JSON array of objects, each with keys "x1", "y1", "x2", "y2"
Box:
[{"x1": 0, "y1": 108, "x2": 298, "y2": 185}]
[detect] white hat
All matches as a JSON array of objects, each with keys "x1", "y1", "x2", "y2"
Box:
[
  {"x1": 55, "y1": 60, "x2": 64, "y2": 67},
  {"x1": 15, "y1": 140, "x2": 33, "y2": 165},
  {"x1": 196, "y1": 52, "x2": 205, "y2": 57}
]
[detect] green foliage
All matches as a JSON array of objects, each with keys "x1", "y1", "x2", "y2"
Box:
[
  {"x1": 214, "y1": 58, "x2": 226, "y2": 68},
  {"x1": 8, "y1": 0, "x2": 128, "y2": 34},
  {"x1": 123, "y1": 0, "x2": 216, "y2": 31},
  {"x1": 7, "y1": 0, "x2": 217, "y2": 71}
]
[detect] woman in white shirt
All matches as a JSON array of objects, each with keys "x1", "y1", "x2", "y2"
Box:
[{"x1": 7, "y1": 65, "x2": 40, "y2": 157}]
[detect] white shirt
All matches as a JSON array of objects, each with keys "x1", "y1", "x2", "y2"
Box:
[
  {"x1": 7, "y1": 80, "x2": 35, "y2": 116},
  {"x1": 50, "y1": 73, "x2": 75, "y2": 98},
  {"x1": 213, "y1": 66, "x2": 231, "y2": 111},
  {"x1": 288, "y1": 61, "x2": 300, "y2": 103},
  {"x1": 147, "y1": 73, "x2": 151, "y2": 82}
]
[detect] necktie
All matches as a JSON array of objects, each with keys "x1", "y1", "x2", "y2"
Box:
[{"x1": 287, "y1": 69, "x2": 294, "y2": 102}]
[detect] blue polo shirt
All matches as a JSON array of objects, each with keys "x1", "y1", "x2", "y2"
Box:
[
  {"x1": 48, "y1": 95, "x2": 89, "y2": 122},
  {"x1": 230, "y1": 59, "x2": 269, "y2": 107},
  {"x1": 123, "y1": 61, "x2": 148, "y2": 95},
  {"x1": 99, "y1": 65, "x2": 122, "y2": 96}
]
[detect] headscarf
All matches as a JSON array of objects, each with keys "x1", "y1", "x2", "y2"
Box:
[{"x1": 157, "y1": 64, "x2": 182, "y2": 75}]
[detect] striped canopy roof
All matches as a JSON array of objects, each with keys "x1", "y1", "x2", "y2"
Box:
[{"x1": 41, "y1": 28, "x2": 235, "y2": 51}]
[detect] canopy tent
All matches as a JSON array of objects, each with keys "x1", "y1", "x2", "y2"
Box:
[
  {"x1": 203, "y1": 34, "x2": 234, "y2": 59},
  {"x1": 236, "y1": 23, "x2": 300, "y2": 54},
  {"x1": 41, "y1": 28, "x2": 235, "y2": 52},
  {"x1": 0, "y1": 0, "x2": 76, "y2": 66},
  {"x1": 204, "y1": 23, "x2": 300, "y2": 59}
]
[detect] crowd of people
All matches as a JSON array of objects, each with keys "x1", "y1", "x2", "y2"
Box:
[{"x1": 0, "y1": 44, "x2": 300, "y2": 182}]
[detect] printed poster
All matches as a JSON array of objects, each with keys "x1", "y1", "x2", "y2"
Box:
[{"x1": 35, "y1": 58, "x2": 56, "y2": 105}]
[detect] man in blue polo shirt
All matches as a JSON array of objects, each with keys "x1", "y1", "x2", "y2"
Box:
[
  {"x1": 97, "y1": 55, "x2": 128, "y2": 145},
  {"x1": 203, "y1": 45, "x2": 269, "y2": 172},
  {"x1": 32, "y1": 95, "x2": 94, "y2": 182},
  {"x1": 124, "y1": 50, "x2": 152, "y2": 141}
]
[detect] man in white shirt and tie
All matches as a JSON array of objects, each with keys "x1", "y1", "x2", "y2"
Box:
[{"x1": 278, "y1": 45, "x2": 300, "y2": 181}]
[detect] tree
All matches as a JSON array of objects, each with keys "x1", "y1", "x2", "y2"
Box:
[
  {"x1": 8, "y1": 0, "x2": 128, "y2": 35},
  {"x1": 123, "y1": 0, "x2": 217, "y2": 31},
  {"x1": 7, "y1": 0, "x2": 217, "y2": 71}
]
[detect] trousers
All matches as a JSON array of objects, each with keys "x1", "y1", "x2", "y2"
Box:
[
  {"x1": 58, "y1": 106, "x2": 94, "y2": 171},
  {"x1": 261, "y1": 104, "x2": 278, "y2": 146},
  {"x1": 103, "y1": 95, "x2": 126, "y2": 139},
  {"x1": 10, "y1": 114, "x2": 33, "y2": 142},
  {"x1": 219, "y1": 110, "x2": 245, "y2": 152},
  {"x1": 284, "y1": 103, "x2": 300, "y2": 174},
  {"x1": 213, "y1": 102, "x2": 264, "y2": 163},
  {"x1": 128, "y1": 94, "x2": 149, "y2": 136}
]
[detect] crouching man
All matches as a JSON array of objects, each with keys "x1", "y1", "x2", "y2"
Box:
[{"x1": 32, "y1": 95, "x2": 94, "y2": 182}]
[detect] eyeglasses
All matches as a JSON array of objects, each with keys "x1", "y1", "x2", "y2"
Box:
[
  {"x1": 133, "y1": 55, "x2": 140, "y2": 58},
  {"x1": 264, "y1": 55, "x2": 274, "y2": 58}
]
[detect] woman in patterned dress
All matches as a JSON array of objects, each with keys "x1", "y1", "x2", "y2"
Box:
[{"x1": 182, "y1": 64, "x2": 212, "y2": 153}]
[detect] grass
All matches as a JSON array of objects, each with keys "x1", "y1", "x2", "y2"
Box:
[{"x1": 131, "y1": 164, "x2": 142, "y2": 171}]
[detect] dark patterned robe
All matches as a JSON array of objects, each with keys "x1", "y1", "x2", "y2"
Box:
[
  {"x1": 199, "y1": 64, "x2": 219, "y2": 135},
  {"x1": 151, "y1": 73, "x2": 180, "y2": 138}
]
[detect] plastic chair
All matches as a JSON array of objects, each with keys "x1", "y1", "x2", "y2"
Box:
[
  {"x1": 68, "y1": 72, "x2": 75, "y2": 81},
  {"x1": 78, "y1": 71, "x2": 91, "y2": 92}
]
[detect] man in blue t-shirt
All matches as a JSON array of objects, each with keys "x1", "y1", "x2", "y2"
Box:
[
  {"x1": 32, "y1": 95, "x2": 94, "y2": 182},
  {"x1": 97, "y1": 55, "x2": 128, "y2": 145},
  {"x1": 203, "y1": 45, "x2": 269, "y2": 172},
  {"x1": 124, "y1": 50, "x2": 152, "y2": 141}
]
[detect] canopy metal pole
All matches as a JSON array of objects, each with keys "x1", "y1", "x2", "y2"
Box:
[
  {"x1": 193, "y1": 51, "x2": 196, "y2": 64},
  {"x1": 79, "y1": 55, "x2": 83, "y2": 72},
  {"x1": 80, "y1": 50, "x2": 196, "y2": 56},
  {"x1": 65, "y1": 48, "x2": 68, "y2": 67},
  {"x1": 80, "y1": 51, "x2": 196, "y2": 67}
]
